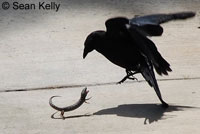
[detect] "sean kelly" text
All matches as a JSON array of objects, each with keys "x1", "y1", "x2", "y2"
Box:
[{"x1": 12, "y1": 2, "x2": 60, "y2": 12}]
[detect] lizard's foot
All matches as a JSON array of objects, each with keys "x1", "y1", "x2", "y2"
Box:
[
  {"x1": 86, "y1": 97, "x2": 92, "y2": 100},
  {"x1": 85, "y1": 97, "x2": 92, "y2": 104},
  {"x1": 60, "y1": 110, "x2": 65, "y2": 120}
]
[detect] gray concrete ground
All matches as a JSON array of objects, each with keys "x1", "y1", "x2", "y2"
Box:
[{"x1": 0, "y1": 0, "x2": 200, "y2": 133}]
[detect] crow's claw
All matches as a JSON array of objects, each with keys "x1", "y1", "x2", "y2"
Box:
[
  {"x1": 117, "y1": 72, "x2": 138, "y2": 84},
  {"x1": 117, "y1": 79, "x2": 126, "y2": 84},
  {"x1": 128, "y1": 76, "x2": 138, "y2": 81}
]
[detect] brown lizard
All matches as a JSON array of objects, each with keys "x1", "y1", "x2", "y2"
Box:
[{"x1": 49, "y1": 87, "x2": 91, "y2": 119}]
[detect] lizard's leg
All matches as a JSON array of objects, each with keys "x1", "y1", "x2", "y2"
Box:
[
  {"x1": 60, "y1": 110, "x2": 65, "y2": 120},
  {"x1": 85, "y1": 96, "x2": 92, "y2": 104}
]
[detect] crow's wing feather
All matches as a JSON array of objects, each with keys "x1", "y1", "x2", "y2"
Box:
[
  {"x1": 130, "y1": 24, "x2": 163, "y2": 36},
  {"x1": 128, "y1": 26, "x2": 172, "y2": 75},
  {"x1": 131, "y1": 12, "x2": 195, "y2": 25},
  {"x1": 130, "y1": 11, "x2": 195, "y2": 36},
  {"x1": 105, "y1": 17, "x2": 129, "y2": 37}
]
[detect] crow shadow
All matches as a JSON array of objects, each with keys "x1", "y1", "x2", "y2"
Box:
[{"x1": 94, "y1": 104, "x2": 196, "y2": 124}]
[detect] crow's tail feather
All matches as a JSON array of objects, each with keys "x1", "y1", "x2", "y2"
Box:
[
  {"x1": 140, "y1": 61, "x2": 168, "y2": 107},
  {"x1": 153, "y1": 52, "x2": 172, "y2": 75}
]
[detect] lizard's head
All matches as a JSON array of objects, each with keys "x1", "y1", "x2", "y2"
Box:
[{"x1": 81, "y1": 87, "x2": 89, "y2": 99}]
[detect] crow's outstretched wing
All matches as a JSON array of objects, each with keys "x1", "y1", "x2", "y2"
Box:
[
  {"x1": 128, "y1": 12, "x2": 195, "y2": 74},
  {"x1": 130, "y1": 12, "x2": 195, "y2": 36},
  {"x1": 105, "y1": 12, "x2": 195, "y2": 75},
  {"x1": 105, "y1": 17, "x2": 172, "y2": 75}
]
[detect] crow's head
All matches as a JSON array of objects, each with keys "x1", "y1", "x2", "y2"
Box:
[{"x1": 83, "y1": 31, "x2": 104, "y2": 59}]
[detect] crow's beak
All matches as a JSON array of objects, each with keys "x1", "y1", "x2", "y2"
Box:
[{"x1": 83, "y1": 48, "x2": 88, "y2": 59}]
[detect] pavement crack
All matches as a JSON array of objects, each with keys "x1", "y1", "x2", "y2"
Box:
[{"x1": 1, "y1": 77, "x2": 200, "y2": 93}]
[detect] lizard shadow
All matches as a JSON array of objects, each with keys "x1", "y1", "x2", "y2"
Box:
[
  {"x1": 93, "y1": 104, "x2": 196, "y2": 124},
  {"x1": 51, "y1": 111, "x2": 92, "y2": 120}
]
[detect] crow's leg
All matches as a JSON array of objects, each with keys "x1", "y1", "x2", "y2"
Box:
[
  {"x1": 117, "y1": 70, "x2": 139, "y2": 84},
  {"x1": 127, "y1": 70, "x2": 139, "y2": 81},
  {"x1": 117, "y1": 75, "x2": 130, "y2": 84}
]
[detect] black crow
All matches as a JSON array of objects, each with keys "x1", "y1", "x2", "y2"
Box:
[{"x1": 83, "y1": 12, "x2": 195, "y2": 108}]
